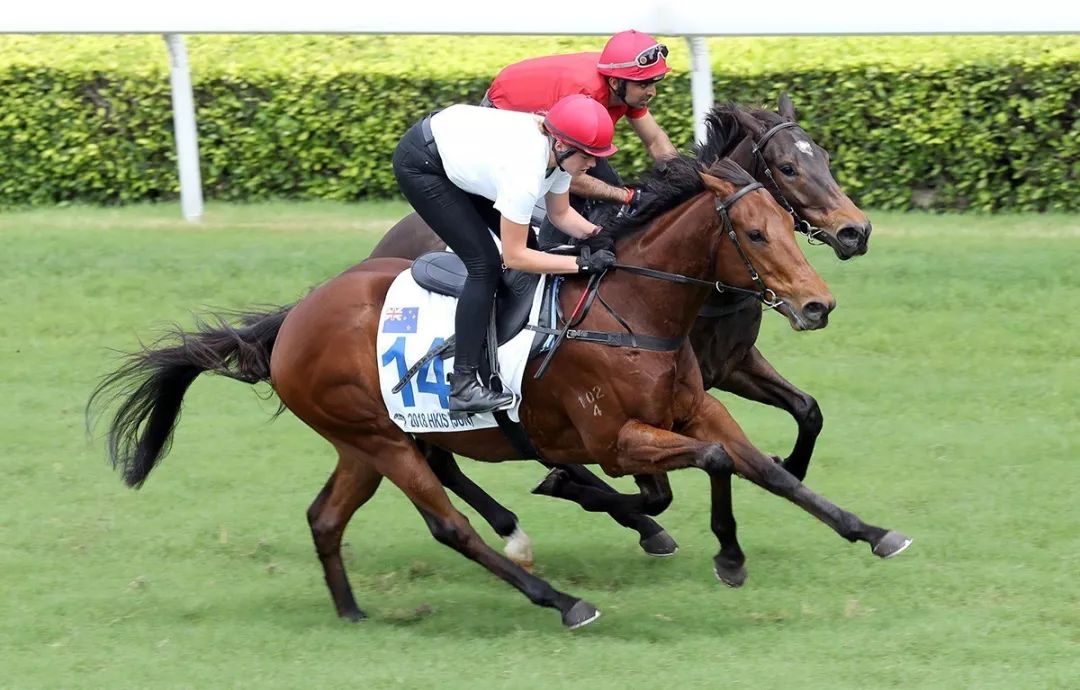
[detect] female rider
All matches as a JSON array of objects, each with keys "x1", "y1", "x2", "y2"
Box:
[{"x1": 392, "y1": 94, "x2": 618, "y2": 417}]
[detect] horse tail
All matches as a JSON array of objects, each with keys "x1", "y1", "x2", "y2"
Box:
[{"x1": 87, "y1": 305, "x2": 292, "y2": 488}]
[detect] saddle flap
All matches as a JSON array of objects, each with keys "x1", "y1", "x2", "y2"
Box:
[
  {"x1": 411, "y1": 251, "x2": 466, "y2": 297},
  {"x1": 494, "y1": 270, "x2": 541, "y2": 345},
  {"x1": 411, "y1": 251, "x2": 541, "y2": 346}
]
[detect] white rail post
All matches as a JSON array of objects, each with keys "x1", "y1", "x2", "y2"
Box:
[
  {"x1": 685, "y1": 36, "x2": 714, "y2": 146},
  {"x1": 163, "y1": 34, "x2": 204, "y2": 222}
]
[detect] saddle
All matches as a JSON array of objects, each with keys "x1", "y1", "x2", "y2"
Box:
[{"x1": 411, "y1": 251, "x2": 540, "y2": 348}]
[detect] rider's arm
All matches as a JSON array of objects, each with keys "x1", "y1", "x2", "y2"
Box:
[
  {"x1": 629, "y1": 112, "x2": 678, "y2": 161},
  {"x1": 500, "y1": 217, "x2": 581, "y2": 274},
  {"x1": 569, "y1": 174, "x2": 632, "y2": 203},
  {"x1": 545, "y1": 191, "x2": 603, "y2": 239}
]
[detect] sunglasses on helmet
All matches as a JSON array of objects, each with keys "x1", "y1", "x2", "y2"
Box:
[{"x1": 598, "y1": 43, "x2": 670, "y2": 70}]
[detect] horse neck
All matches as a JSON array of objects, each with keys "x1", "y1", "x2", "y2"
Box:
[{"x1": 605, "y1": 193, "x2": 722, "y2": 340}]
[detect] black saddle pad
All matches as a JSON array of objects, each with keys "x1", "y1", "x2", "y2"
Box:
[{"x1": 411, "y1": 251, "x2": 540, "y2": 346}]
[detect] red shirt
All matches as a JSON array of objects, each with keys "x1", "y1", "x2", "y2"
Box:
[{"x1": 487, "y1": 52, "x2": 648, "y2": 125}]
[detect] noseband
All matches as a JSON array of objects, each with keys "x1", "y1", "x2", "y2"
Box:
[{"x1": 751, "y1": 120, "x2": 827, "y2": 245}]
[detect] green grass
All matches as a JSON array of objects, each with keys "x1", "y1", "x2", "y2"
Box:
[{"x1": 2, "y1": 203, "x2": 1079, "y2": 689}]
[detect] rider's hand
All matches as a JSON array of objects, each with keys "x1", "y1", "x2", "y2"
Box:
[
  {"x1": 576, "y1": 247, "x2": 616, "y2": 274},
  {"x1": 622, "y1": 187, "x2": 645, "y2": 217}
]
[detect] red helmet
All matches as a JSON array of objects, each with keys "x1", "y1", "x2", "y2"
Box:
[
  {"x1": 543, "y1": 95, "x2": 618, "y2": 157},
  {"x1": 597, "y1": 30, "x2": 672, "y2": 81}
]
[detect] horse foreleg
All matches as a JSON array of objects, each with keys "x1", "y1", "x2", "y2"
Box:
[
  {"x1": 532, "y1": 470, "x2": 672, "y2": 516},
  {"x1": 717, "y1": 345, "x2": 822, "y2": 481},
  {"x1": 533, "y1": 463, "x2": 678, "y2": 556},
  {"x1": 684, "y1": 395, "x2": 912, "y2": 560}
]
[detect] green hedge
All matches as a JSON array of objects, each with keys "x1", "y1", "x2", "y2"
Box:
[{"x1": 1, "y1": 35, "x2": 1078, "y2": 211}]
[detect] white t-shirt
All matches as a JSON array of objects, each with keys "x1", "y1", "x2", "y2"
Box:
[{"x1": 429, "y1": 105, "x2": 571, "y2": 225}]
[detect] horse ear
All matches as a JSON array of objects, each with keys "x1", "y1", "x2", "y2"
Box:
[
  {"x1": 778, "y1": 92, "x2": 797, "y2": 121},
  {"x1": 731, "y1": 108, "x2": 768, "y2": 140},
  {"x1": 698, "y1": 170, "x2": 737, "y2": 198}
]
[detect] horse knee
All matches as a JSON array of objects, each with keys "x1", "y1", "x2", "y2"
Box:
[
  {"x1": 795, "y1": 395, "x2": 823, "y2": 435},
  {"x1": 642, "y1": 489, "x2": 673, "y2": 516},
  {"x1": 698, "y1": 444, "x2": 733, "y2": 475}
]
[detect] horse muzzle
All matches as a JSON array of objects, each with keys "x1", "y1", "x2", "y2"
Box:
[
  {"x1": 834, "y1": 221, "x2": 872, "y2": 260},
  {"x1": 782, "y1": 296, "x2": 835, "y2": 331}
]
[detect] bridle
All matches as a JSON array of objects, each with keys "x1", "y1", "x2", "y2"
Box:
[
  {"x1": 750, "y1": 120, "x2": 827, "y2": 245},
  {"x1": 613, "y1": 180, "x2": 781, "y2": 308},
  {"x1": 532, "y1": 180, "x2": 783, "y2": 378}
]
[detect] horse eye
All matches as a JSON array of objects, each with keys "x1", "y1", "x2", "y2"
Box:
[
  {"x1": 778, "y1": 164, "x2": 797, "y2": 177},
  {"x1": 747, "y1": 229, "x2": 767, "y2": 243}
]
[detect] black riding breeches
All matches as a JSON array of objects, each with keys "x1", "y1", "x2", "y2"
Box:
[{"x1": 392, "y1": 118, "x2": 508, "y2": 372}]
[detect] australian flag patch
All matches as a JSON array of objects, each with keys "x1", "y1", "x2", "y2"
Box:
[{"x1": 382, "y1": 306, "x2": 419, "y2": 333}]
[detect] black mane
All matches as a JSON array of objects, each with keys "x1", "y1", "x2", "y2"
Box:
[
  {"x1": 695, "y1": 102, "x2": 785, "y2": 166},
  {"x1": 587, "y1": 103, "x2": 766, "y2": 244},
  {"x1": 591, "y1": 154, "x2": 757, "y2": 243}
]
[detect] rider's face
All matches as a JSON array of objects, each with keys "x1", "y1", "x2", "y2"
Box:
[
  {"x1": 621, "y1": 78, "x2": 661, "y2": 109},
  {"x1": 563, "y1": 150, "x2": 596, "y2": 176}
]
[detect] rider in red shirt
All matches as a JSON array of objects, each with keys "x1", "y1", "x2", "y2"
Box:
[{"x1": 482, "y1": 30, "x2": 679, "y2": 247}]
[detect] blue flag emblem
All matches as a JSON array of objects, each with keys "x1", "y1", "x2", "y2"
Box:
[{"x1": 382, "y1": 306, "x2": 419, "y2": 333}]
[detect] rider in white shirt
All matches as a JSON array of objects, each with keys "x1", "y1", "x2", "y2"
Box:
[{"x1": 392, "y1": 95, "x2": 619, "y2": 417}]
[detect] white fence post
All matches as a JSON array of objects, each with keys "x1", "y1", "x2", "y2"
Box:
[
  {"x1": 163, "y1": 33, "x2": 203, "y2": 222},
  {"x1": 685, "y1": 36, "x2": 713, "y2": 147}
]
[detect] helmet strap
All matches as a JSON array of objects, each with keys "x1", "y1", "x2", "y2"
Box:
[
  {"x1": 611, "y1": 78, "x2": 630, "y2": 106},
  {"x1": 554, "y1": 141, "x2": 578, "y2": 171}
]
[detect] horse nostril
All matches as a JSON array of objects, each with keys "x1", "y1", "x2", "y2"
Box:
[
  {"x1": 803, "y1": 301, "x2": 830, "y2": 321},
  {"x1": 837, "y1": 226, "x2": 862, "y2": 246}
]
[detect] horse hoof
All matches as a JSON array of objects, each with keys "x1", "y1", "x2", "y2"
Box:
[
  {"x1": 531, "y1": 468, "x2": 568, "y2": 497},
  {"x1": 340, "y1": 608, "x2": 368, "y2": 622},
  {"x1": 713, "y1": 558, "x2": 748, "y2": 588},
  {"x1": 872, "y1": 530, "x2": 913, "y2": 559},
  {"x1": 639, "y1": 530, "x2": 679, "y2": 557},
  {"x1": 562, "y1": 600, "x2": 601, "y2": 630}
]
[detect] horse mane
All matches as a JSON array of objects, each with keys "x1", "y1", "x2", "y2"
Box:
[
  {"x1": 591, "y1": 154, "x2": 756, "y2": 243},
  {"x1": 694, "y1": 102, "x2": 788, "y2": 166}
]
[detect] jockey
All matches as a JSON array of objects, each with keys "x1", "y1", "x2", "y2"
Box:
[
  {"x1": 482, "y1": 30, "x2": 678, "y2": 247},
  {"x1": 392, "y1": 95, "x2": 619, "y2": 417}
]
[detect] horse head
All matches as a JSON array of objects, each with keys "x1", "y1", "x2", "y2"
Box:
[
  {"x1": 699, "y1": 159, "x2": 835, "y2": 330},
  {"x1": 594, "y1": 155, "x2": 834, "y2": 332},
  {"x1": 698, "y1": 95, "x2": 872, "y2": 260}
]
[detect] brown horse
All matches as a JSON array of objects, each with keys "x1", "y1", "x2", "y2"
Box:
[
  {"x1": 90, "y1": 156, "x2": 910, "y2": 628},
  {"x1": 367, "y1": 96, "x2": 872, "y2": 556}
]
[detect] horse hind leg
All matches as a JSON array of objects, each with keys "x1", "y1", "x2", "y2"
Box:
[
  {"x1": 307, "y1": 452, "x2": 385, "y2": 621},
  {"x1": 378, "y1": 437, "x2": 599, "y2": 629},
  {"x1": 419, "y1": 441, "x2": 534, "y2": 570}
]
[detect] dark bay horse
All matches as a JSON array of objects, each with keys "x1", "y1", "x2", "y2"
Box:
[
  {"x1": 90, "y1": 157, "x2": 910, "y2": 628},
  {"x1": 368, "y1": 96, "x2": 872, "y2": 557}
]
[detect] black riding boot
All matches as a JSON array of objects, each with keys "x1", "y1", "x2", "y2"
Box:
[{"x1": 448, "y1": 367, "x2": 515, "y2": 418}]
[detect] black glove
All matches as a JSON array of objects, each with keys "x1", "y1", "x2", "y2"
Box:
[{"x1": 576, "y1": 247, "x2": 616, "y2": 274}]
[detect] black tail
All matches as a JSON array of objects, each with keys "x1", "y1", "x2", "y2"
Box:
[{"x1": 87, "y1": 306, "x2": 292, "y2": 488}]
